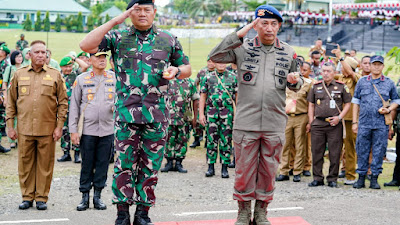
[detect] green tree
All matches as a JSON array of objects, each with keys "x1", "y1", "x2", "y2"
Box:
[
  {"x1": 87, "y1": 15, "x2": 94, "y2": 32},
  {"x1": 115, "y1": 0, "x2": 128, "y2": 11},
  {"x1": 243, "y1": 0, "x2": 262, "y2": 11},
  {"x1": 23, "y1": 14, "x2": 32, "y2": 31},
  {"x1": 44, "y1": 11, "x2": 51, "y2": 32},
  {"x1": 76, "y1": 12, "x2": 84, "y2": 32},
  {"x1": 91, "y1": 3, "x2": 104, "y2": 18},
  {"x1": 65, "y1": 16, "x2": 73, "y2": 32},
  {"x1": 34, "y1": 11, "x2": 42, "y2": 31},
  {"x1": 97, "y1": 16, "x2": 103, "y2": 27},
  {"x1": 105, "y1": 14, "x2": 111, "y2": 23},
  {"x1": 76, "y1": 0, "x2": 91, "y2": 8},
  {"x1": 55, "y1": 14, "x2": 62, "y2": 32},
  {"x1": 385, "y1": 46, "x2": 400, "y2": 75},
  {"x1": 174, "y1": 0, "x2": 191, "y2": 13}
]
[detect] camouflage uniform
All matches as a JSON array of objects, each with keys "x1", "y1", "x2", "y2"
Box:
[
  {"x1": 166, "y1": 78, "x2": 199, "y2": 159},
  {"x1": 61, "y1": 72, "x2": 80, "y2": 154},
  {"x1": 16, "y1": 40, "x2": 29, "y2": 51},
  {"x1": 201, "y1": 69, "x2": 237, "y2": 164},
  {"x1": 0, "y1": 59, "x2": 8, "y2": 136},
  {"x1": 98, "y1": 25, "x2": 189, "y2": 206}
]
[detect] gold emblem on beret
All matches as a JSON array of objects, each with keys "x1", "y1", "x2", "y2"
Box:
[
  {"x1": 21, "y1": 87, "x2": 27, "y2": 93},
  {"x1": 258, "y1": 9, "x2": 266, "y2": 17}
]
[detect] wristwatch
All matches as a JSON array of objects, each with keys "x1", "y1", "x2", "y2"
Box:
[
  {"x1": 175, "y1": 67, "x2": 181, "y2": 79},
  {"x1": 339, "y1": 57, "x2": 345, "y2": 62}
]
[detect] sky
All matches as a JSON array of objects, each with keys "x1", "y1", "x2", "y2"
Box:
[{"x1": 155, "y1": 0, "x2": 169, "y2": 7}]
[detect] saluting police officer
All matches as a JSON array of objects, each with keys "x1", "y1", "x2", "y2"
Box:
[
  {"x1": 209, "y1": 5, "x2": 302, "y2": 225},
  {"x1": 80, "y1": 0, "x2": 191, "y2": 224},
  {"x1": 307, "y1": 62, "x2": 352, "y2": 188}
]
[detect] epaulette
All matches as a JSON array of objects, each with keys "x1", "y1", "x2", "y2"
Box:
[{"x1": 336, "y1": 80, "x2": 345, "y2": 84}]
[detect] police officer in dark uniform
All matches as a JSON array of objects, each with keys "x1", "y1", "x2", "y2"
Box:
[{"x1": 307, "y1": 62, "x2": 352, "y2": 188}]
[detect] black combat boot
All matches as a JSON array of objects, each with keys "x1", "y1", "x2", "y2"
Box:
[
  {"x1": 0, "y1": 145, "x2": 10, "y2": 153},
  {"x1": 76, "y1": 192, "x2": 89, "y2": 211},
  {"x1": 221, "y1": 164, "x2": 229, "y2": 178},
  {"x1": 115, "y1": 204, "x2": 130, "y2": 225},
  {"x1": 133, "y1": 204, "x2": 154, "y2": 225},
  {"x1": 205, "y1": 164, "x2": 215, "y2": 177},
  {"x1": 369, "y1": 175, "x2": 381, "y2": 189},
  {"x1": 175, "y1": 158, "x2": 187, "y2": 173},
  {"x1": 228, "y1": 156, "x2": 236, "y2": 168},
  {"x1": 353, "y1": 174, "x2": 366, "y2": 189},
  {"x1": 74, "y1": 151, "x2": 81, "y2": 163},
  {"x1": 57, "y1": 150, "x2": 71, "y2": 162},
  {"x1": 93, "y1": 189, "x2": 107, "y2": 210},
  {"x1": 160, "y1": 158, "x2": 174, "y2": 172},
  {"x1": 190, "y1": 137, "x2": 200, "y2": 148}
]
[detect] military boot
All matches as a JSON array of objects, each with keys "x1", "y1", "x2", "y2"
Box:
[
  {"x1": 0, "y1": 145, "x2": 10, "y2": 153},
  {"x1": 160, "y1": 158, "x2": 174, "y2": 172},
  {"x1": 253, "y1": 200, "x2": 271, "y2": 225},
  {"x1": 115, "y1": 204, "x2": 130, "y2": 225},
  {"x1": 133, "y1": 204, "x2": 154, "y2": 225},
  {"x1": 205, "y1": 164, "x2": 215, "y2": 177},
  {"x1": 221, "y1": 164, "x2": 229, "y2": 178},
  {"x1": 235, "y1": 201, "x2": 252, "y2": 225},
  {"x1": 353, "y1": 174, "x2": 366, "y2": 189},
  {"x1": 57, "y1": 150, "x2": 71, "y2": 162},
  {"x1": 93, "y1": 189, "x2": 107, "y2": 210},
  {"x1": 369, "y1": 175, "x2": 381, "y2": 189},
  {"x1": 228, "y1": 156, "x2": 236, "y2": 168},
  {"x1": 76, "y1": 192, "x2": 89, "y2": 211},
  {"x1": 74, "y1": 151, "x2": 81, "y2": 163},
  {"x1": 189, "y1": 137, "x2": 200, "y2": 148},
  {"x1": 175, "y1": 158, "x2": 187, "y2": 173}
]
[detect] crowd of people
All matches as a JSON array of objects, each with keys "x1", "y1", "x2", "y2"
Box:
[{"x1": 0, "y1": 1, "x2": 400, "y2": 225}]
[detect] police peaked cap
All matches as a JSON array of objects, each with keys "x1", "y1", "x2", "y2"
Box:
[
  {"x1": 127, "y1": 0, "x2": 154, "y2": 10},
  {"x1": 255, "y1": 5, "x2": 283, "y2": 22}
]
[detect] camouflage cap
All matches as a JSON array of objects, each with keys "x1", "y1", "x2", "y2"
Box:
[
  {"x1": 0, "y1": 44, "x2": 10, "y2": 54},
  {"x1": 77, "y1": 51, "x2": 90, "y2": 58},
  {"x1": 370, "y1": 55, "x2": 384, "y2": 64},
  {"x1": 60, "y1": 56, "x2": 74, "y2": 67},
  {"x1": 255, "y1": 5, "x2": 283, "y2": 22},
  {"x1": 127, "y1": 0, "x2": 154, "y2": 10}
]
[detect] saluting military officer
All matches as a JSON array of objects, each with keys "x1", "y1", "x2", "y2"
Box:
[
  {"x1": 57, "y1": 56, "x2": 81, "y2": 163},
  {"x1": 80, "y1": 0, "x2": 191, "y2": 224},
  {"x1": 209, "y1": 5, "x2": 302, "y2": 225},
  {"x1": 190, "y1": 57, "x2": 215, "y2": 148},
  {"x1": 161, "y1": 78, "x2": 199, "y2": 173},
  {"x1": 307, "y1": 62, "x2": 352, "y2": 188},
  {"x1": 69, "y1": 52, "x2": 116, "y2": 211},
  {"x1": 199, "y1": 62, "x2": 237, "y2": 179}
]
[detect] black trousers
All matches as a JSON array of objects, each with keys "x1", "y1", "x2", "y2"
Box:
[
  {"x1": 79, "y1": 134, "x2": 113, "y2": 193},
  {"x1": 393, "y1": 133, "x2": 400, "y2": 181}
]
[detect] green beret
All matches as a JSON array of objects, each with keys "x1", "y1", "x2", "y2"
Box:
[
  {"x1": 0, "y1": 44, "x2": 10, "y2": 55},
  {"x1": 60, "y1": 56, "x2": 74, "y2": 67},
  {"x1": 77, "y1": 51, "x2": 89, "y2": 58}
]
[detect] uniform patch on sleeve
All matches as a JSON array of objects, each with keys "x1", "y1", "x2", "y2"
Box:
[{"x1": 243, "y1": 72, "x2": 253, "y2": 82}]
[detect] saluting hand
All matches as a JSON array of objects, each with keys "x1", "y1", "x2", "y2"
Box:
[
  {"x1": 237, "y1": 18, "x2": 260, "y2": 39},
  {"x1": 113, "y1": 3, "x2": 137, "y2": 25}
]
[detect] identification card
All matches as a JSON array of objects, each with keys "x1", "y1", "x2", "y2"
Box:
[{"x1": 330, "y1": 100, "x2": 335, "y2": 109}]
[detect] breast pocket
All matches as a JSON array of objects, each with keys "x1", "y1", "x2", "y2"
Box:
[
  {"x1": 18, "y1": 80, "x2": 30, "y2": 96},
  {"x1": 83, "y1": 87, "x2": 96, "y2": 102},
  {"x1": 274, "y1": 68, "x2": 288, "y2": 90},
  {"x1": 360, "y1": 88, "x2": 370, "y2": 97},
  {"x1": 41, "y1": 81, "x2": 54, "y2": 96},
  {"x1": 151, "y1": 50, "x2": 169, "y2": 75},
  {"x1": 239, "y1": 63, "x2": 259, "y2": 86}
]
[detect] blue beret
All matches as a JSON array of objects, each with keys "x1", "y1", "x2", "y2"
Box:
[
  {"x1": 370, "y1": 55, "x2": 384, "y2": 64},
  {"x1": 255, "y1": 5, "x2": 283, "y2": 22},
  {"x1": 127, "y1": 0, "x2": 154, "y2": 10}
]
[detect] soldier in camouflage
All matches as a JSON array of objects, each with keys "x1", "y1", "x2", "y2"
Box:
[
  {"x1": 80, "y1": 0, "x2": 191, "y2": 224},
  {"x1": 190, "y1": 58, "x2": 215, "y2": 148},
  {"x1": 199, "y1": 62, "x2": 237, "y2": 179},
  {"x1": 15, "y1": 34, "x2": 29, "y2": 51},
  {"x1": 0, "y1": 43, "x2": 10, "y2": 153},
  {"x1": 161, "y1": 78, "x2": 199, "y2": 173},
  {"x1": 57, "y1": 56, "x2": 81, "y2": 163}
]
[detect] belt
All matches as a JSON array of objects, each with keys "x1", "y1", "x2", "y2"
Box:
[
  {"x1": 288, "y1": 112, "x2": 307, "y2": 117},
  {"x1": 316, "y1": 117, "x2": 332, "y2": 122}
]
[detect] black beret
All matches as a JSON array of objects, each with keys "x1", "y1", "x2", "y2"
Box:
[{"x1": 127, "y1": 0, "x2": 154, "y2": 10}]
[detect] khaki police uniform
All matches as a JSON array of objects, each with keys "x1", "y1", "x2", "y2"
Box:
[
  {"x1": 280, "y1": 78, "x2": 312, "y2": 176},
  {"x1": 6, "y1": 64, "x2": 68, "y2": 202},
  {"x1": 337, "y1": 73, "x2": 361, "y2": 181},
  {"x1": 210, "y1": 33, "x2": 301, "y2": 203},
  {"x1": 307, "y1": 80, "x2": 352, "y2": 182}
]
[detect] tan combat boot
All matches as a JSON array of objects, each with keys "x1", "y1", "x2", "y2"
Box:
[
  {"x1": 235, "y1": 201, "x2": 252, "y2": 225},
  {"x1": 253, "y1": 200, "x2": 271, "y2": 225}
]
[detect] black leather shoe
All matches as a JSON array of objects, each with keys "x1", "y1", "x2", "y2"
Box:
[
  {"x1": 189, "y1": 137, "x2": 200, "y2": 148},
  {"x1": 19, "y1": 201, "x2": 33, "y2": 210},
  {"x1": 36, "y1": 201, "x2": 47, "y2": 210},
  {"x1": 302, "y1": 170, "x2": 311, "y2": 176},
  {"x1": 338, "y1": 170, "x2": 345, "y2": 178},
  {"x1": 384, "y1": 180, "x2": 399, "y2": 187},
  {"x1": 57, "y1": 152, "x2": 71, "y2": 162},
  {"x1": 93, "y1": 189, "x2": 107, "y2": 210},
  {"x1": 366, "y1": 174, "x2": 372, "y2": 180},
  {"x1": 221, "y1": 164, "x2": 229, "y2": 178},
  {"x1": 74, "y1": 151, "x2": 81, "y2": 163},
  {"x1": 133, "y1": 205, "x2": 153, "y2": 225},
  {"x1": 293, "y1": 175, "x2": 301, "y2": 182},
  {"x1": 160, "y1": 158, "x2": 174, "y2": 173},
  {"x1": 289, "y1": 169, "x2": 294, "y2": 176},
  {"x1": 175, "y1": 159, "x2": 188, "y2": 173},
  {"x1": 205, "y1": 164, "x2": 215, "y2": 177},
  {"x1": 328, "y1": 181, "x2": 338, "y2": 188},
  {"x1": 276, "y1": 175, "x2": 289, "y2": 181},
  {"x1": 0, "y1": 145, "x2": 11, "y2": 153},
  {"x1": 308, "y1": 180, "x2": 324, "y2": 187},
  {"x1": 77, "y1": 192, "x2": 89, "y2": 211}
]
